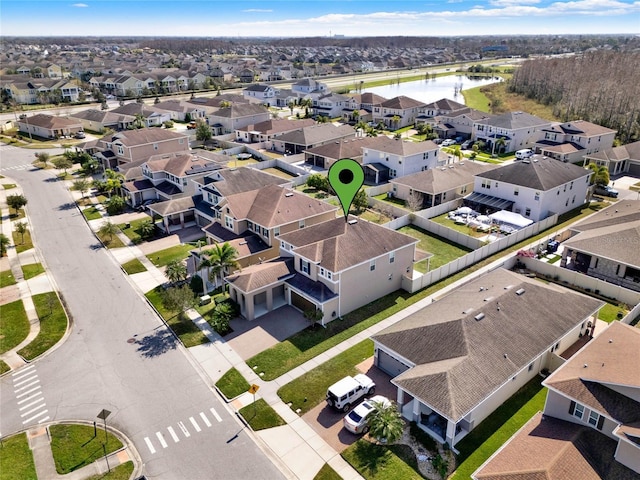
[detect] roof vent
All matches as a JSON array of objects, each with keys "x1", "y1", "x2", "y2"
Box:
[
  {"x1": 479, "y1": 286, "x2": 486, "y2": 292},
  {"x1": 284, "y1": 192, "x2": 294, "y2": 197},
  {"x1": 474, "y1": 313, "x2": 485, "y2": 321},
  {"x1": 516, "y1": 288, "x2": 525, "y2": 296},
  {"x1": 348, "y1": 219, "x2": 358, "y2": 225},
  {"x1": 503, "y1": 353, "x2": 508, "y2": 359},
  {"x1": 583, "y1": 363, "x2": 588, "y2": 368},
  {"x1": 459, "y1": 162, "x2": 465, "y2": 166},
  {"x1": 609, "y1": 339, "x2": 613, "y2": 343},
  {"x1": 483, "y1": 297, "x2": 494, "y2": 302},
  {"x1": 504, "y1": 285, "x2": 513, "y2": 290},
  {"x1": 239, "y1": 241, "x2": 247, "y2": 245},
  {"x1": 463, "y1": 308, "x2": 474, "y2": 314}
]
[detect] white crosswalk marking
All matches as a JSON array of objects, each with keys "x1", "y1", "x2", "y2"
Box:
[
  {"x1": 12, "y1": 365, "x2": 35, "y2": 380},
  {"x1": 209, "y1": 407, "x2": 222, "y2": 423},
  {"x1": 12, "y1": 366, "x2": 49, "y2": 427},
  {"x1": 177, "y1": 421, "x2": 190, "y2": 438},
  {"x1": 22, "y1": 409, "x2": 48, "y2": 424},
  {"x1": 20, "y1": 403, "x2": 46, "y2": 417},
  {"x1": 13, "y1": 374, "x2": 38, "y2": 387},
  {"x1": 16, "y1": 386, "x2": 41, "y2": 398},
  {"x1": 156, "y1": 431, "x2": 168, "y2": 449},
  {"x1": 189, "y1": 417, "x2": 201, "y2": 432},
  {"x1": 15, "y1": 380, "x2": 40, "y2": 392},
  {"x1": 167, "y1": 426, "x2": 179, "y2": 443},
  {"x1": 38, "y1": 416, "x2": 50, "y2": 424},
  {"x1": 199, "y1": 412, "x2": 211, "y2": 427},
  {"x1": 144, "y1": 437, "x2": 156, "y2": 454},
  {"x1": 18, "y1": 396, "x2": 44, "y2": 409}
]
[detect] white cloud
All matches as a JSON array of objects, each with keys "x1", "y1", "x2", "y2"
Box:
[
  {"x1": 242, "y1": 9, "x2": 273, "y2": 13},
  {"x1": 490, "y1": 0, "x2": 541, "y2": 5},
  {"x1": 71, "y1": 3, "x2": 88, "y2": 7}
]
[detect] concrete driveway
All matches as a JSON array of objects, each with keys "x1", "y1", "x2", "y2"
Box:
[{"x1": 302, "y1": 358, "x2": 397, "y2": 453}]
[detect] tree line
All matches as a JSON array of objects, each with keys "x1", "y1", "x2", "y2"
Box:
[{"x1": 508, "y1": 51, "x2": 640, "y2": 144}]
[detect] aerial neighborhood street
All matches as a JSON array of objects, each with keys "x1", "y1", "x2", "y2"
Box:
[{"x1": 1, "y1": 15, "x2": 640, "y2": 480}]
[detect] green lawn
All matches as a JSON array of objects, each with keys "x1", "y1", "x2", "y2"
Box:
[
  {"x1": 398, "y1": 225, "x2": 472, "y2": 271},
  {"x1": 0, "y1": 432, "x2": 37, "y2": 480},
  {"x1": 239, "y1": 398, "x2": 287, "y2": 431},
  {"x1": 342, "y1": 441, "x2": 423, "y2": 480},
  {"x1": 96, "y1": 230, "x2": 126, "y2": 249},
  {"x1": 145, "y1": 287, "x2": 209, "y2": 347},
  {"x1": 598, "y1": 303, "x2": 628, "y2": 323},
  {"x1": 372, "y1": 193, "x2": 408, "y2": 209},
  {"x1": 12, "y1": 230, "x2": 34, "y2": 254},
  {"x1": 313, "y1": 463, "x2": 343, "y2": 480},
  {"x1": 2, "y1": 183, "x2": 17, "y2": 190},
  {"x1": 0, "y1": 359, "x2": 10, "y2": 375},
  {"x1": 262, "y1": 167, "x2": 297, "y2": 179},
  {"x1": 146, "y1": 244, "x2": 194, "y2": 268},
  {"x1": 84, "y1": 461, "x2": 134, "y2": 480},
  {"x1": 82, "y1": 206, "x2": 102, "y2": 221},
  {"x1": 18, "y1": 292, "x2": 68, "y2": 360},
  {"x1": 22, "y1": 262, "x2": 45, "y2": 280},
  {"x1": 50, "y1": 424, "x2": 123, "y2": 474},
  {"x1": 216, "y1": 367, "x2": 251, "y2": 399},
  {"x1": 278, "y1": 340, "x2": 373, "y2": 415},
  {"x1": 9, "y1": 207, "x2": 26, "y2": 220},
  {"x1": 451, "y1": 379, "x2": 547, "y2": 480},
  {"x1": 0, "y1": 300, "x2": 30, "y2": 354},
  {"x1": 358, "y1": 209, "x2": 392, "y2": 224},
  {"x1": 117, "y1": 218, "x2": 153, "y2": 244},
  {"x1": 121, "y1": 258, "x2": 147, "y2": 275},
  {"x1": 0, "y1": 269, "x2": 17, "y2": 288}
]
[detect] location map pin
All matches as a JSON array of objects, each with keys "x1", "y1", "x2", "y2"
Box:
[{"x1": 328, "y1": 158, "x2": 365, "y2": 222}]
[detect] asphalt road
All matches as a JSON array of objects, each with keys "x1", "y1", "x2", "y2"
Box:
[{"x1": 0, "y1": 144, "x2": 285, "y2": 480}]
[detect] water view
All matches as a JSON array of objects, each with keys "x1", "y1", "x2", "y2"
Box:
[{"x1": 359, "y1": 75, "x2": 502, "y2": 105}]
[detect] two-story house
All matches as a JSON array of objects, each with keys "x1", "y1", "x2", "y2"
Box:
[
  {"x1": 110, "y1": 103, "x2": 173, "y2": 128},
  {"x1": 373, "y1": 268, "x2": 603, "y2": 450},
  {"x1": 311, "y1": 92, "x2": 351, "y2": 119},
  {"x1": 291, "y1": 78, "x2": 329, "y2": 96},
  {"x1": 226, "y1": 216, "x2": 417, "y2": 322},
  {"x1": 304, "y1": 137, "x2": 377, "y2": 170},
  {"x1": 235, "y1": 118, "x2": 316, "y2": 144},
  {"x1": 153, "y1": 100, "x2": 208, "y2": 122},
  {"x1": 433, "y1": 107, "x2": 492, "y2": 140},
  {"x1": 242, "y1": 84, "x2": 279, "y2": 105},
  {"x1": 361, "y1": 136, "x2": 440, "y2": 183},
  {"x1": 371, "y1": 95, "x2": 427, "y2": 130},
  {"x1": 535, "y1": 120, "x2": 617, "y2": 163},
  {"x1": 466, "y1": 156, "x2": 592, "y2": 222},
  {"x1": 206, "y1": 103, "x2": 271, "y2": 135},
  {"x1": 473, "y1": 321, "x2": 640, "y2": 479},
  {"x1": 473, "y1": 111, "x2": 552, "y2": 154},
  {"x1": 84, "y1": 128, "x2": 190, "y2": 169},
  {"x1": 271, "y1": 123, "x2": 356, "y2": 155}
]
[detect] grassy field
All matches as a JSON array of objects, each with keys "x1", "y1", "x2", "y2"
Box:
[
  {"x1": 0, "y1": 269, "x2": 17, "y2": 288},
  {"x1": 598, "y1": 303, "x2": 628, "y2": 323},
  {"x1": 145, "y1": 287, "x2": 209, "y2": 347},
  {"x1": 239, "y1": 399, "x2": 287, "y2": 431},
  {"x1": 277, "y1": 340, "x2": 373, "y2": 415},
  {"x1": 121, "y1": 258, "x2": 147, "y2": 275},
  {"x1": 372, "y1": 193, "x2": 408, "y2": 209},
  {"x1": 342, "y1": 441, "x2": 423, "y2": 480},
  {"x1": 117, "y1": 218, "x2": 152, "y2": 244},
  {"x1": 463, "y1": 85, "x2": 492, "y2": 113},
  {"x1": 18, "y1": 292, "x2": 68, "y2": 360},
  {"x1": 0, "y1": 432, "x2": 37, "y2": 480},
  {"x1": 12, "y1": 230, "x2": 34, "y2": 254},
  {"x1": 0, "y1": 300, "x2": 30, "y2": 354},
  {"x1": 82, "y1": 206, "x2": 102, "y2": 221},
  {"x1": 22, "y1": 262, "x2": 45, "y2": 280},
  {"x1": 50, "y1": 424, "x2": 123, "y2": 474},
  {"x1": 451, "y1": 379, "x2": 547, "y2": 479},
  {"x1": 313, "y1": 463, "x2": 343, "y2": 480},
  {"x1": 96, "y1": 230, "x2": 126, "y2": 249},
  {"x1": 146, "y1": 244, "x2": 194, "y2": 268},
  {"x1": 216, "y1": 367, "x2": 250, "y2": 399},
  {"x1": 398, "y1": 225, "x2": 472, "y2": 271}
]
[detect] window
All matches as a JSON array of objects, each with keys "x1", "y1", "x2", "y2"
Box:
[
  {"x1": 247, "y1": 221, "x2": 253, "y2": 230},
  {"x1": 262, "y1": 227, "x2": 268, "y2": 237},
  {"x1": 570, "y1": 181, "x2": 574, "y2": 190},
  {"x1": 528, "y1": 363, "x2": 534, "y2": 372},
  {"x1": 179, "y1": 138, "x2": 184, "y2": 144},
  {"x1": 370, "y1": 260, "x2": 376, "y2": 271},
  {"x1": 224, "y1": 216, "x2": 233, "y2": 230},
  {"x1": 534, "y1": 192, "x2": 540, "y2": 201},
  {"x1": 389, "y1": 252, "x2": 395, "y2": 263},
  {"x1": 117, "y1": 145, "x2": 124, "y2": 155},
  {"x1": 514, "y1": 188, "x2": 519, "y2": 196},
  {"x1": 588, "y1": 411, "x2": 605, "y2": 430},
  {"x1": 299, "y1": 220, "x2": 305, "y2": 229},
  {"x1": 525, "y1": 208, "x2": 531, "y2": 217},
  {"x1": 274, "y1": 227, "x2": 280, "y2": 237},
  {"x1": 569, "y1": 401, "x2": 584, "y2": 419},
  {"x1": 300, "y1": 259, "x2": 310, "y2": 275},
  {"x1": 481, "y1": 180, "x2": 490, "y2": 189}
]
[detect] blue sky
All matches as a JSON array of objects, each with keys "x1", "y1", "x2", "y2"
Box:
[{"x1": 1, "y1": 0, "x2": 638, "y2": 37}]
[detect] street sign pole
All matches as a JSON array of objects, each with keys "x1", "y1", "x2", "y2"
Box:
[
  {"x1": 248, "y1": 384, "x2": 260, "y2": 418},
  {"x1": 97, "y1": 409, "x2": 112, "y2": 472}
]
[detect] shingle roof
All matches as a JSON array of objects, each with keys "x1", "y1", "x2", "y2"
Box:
[
  {"x1": 275, "y1": 123, "x2": 356, "y2": 146},
  {"x1": 544, "y1": 322, "x2": 640, "y2": 424},
  {"x1": 363, "y1": 136, "x2": 438, "y2": 156},
  {"x1": 278, "y1": 216, "x2": 417, "y2": 272},
  {"x1": 210, "y1": 103, "x2": 269, "y2": 119},
  {"x1": 477, "y1": 111, "x2": 551, "y2": 130},
  {"x1": 373, "y1": 269, "x2": 603, "y2": 421},
  {"x1": 563, "y1": 224, "x2": 640, "y2": 269},
  {"x1": 391, "y1": 161, "x2": 499, "y2": 194},
  {"x1": 304, "y1": 137, "x2": 377, "y2": 161},
  {"x1": 145, "y1": 152, "x2": 222, "y2": 177},
  {"x1": 379, "y1": 95, "x2": 426, "y2": 110},
  {"x1": 69, "y1": 109, "x2": 135, "y2": 124},
  {"x1": 236, "y1": 118, "x2": 315, "y2": 135},
  {"x1": 108, "y1": 128, "x2": 188, "y2": 146},
  {"x1": 423, "y1": 98, "x2": 466, "y2": 112},
  {"x1": 149, "y1": 196, "x2": 195, "y2": 216},
  {"x1": 20, "y1": 113, "x2": 82, "y2": 129},
  {"x1": 556, "y1": 120, "x2": 617, "y2": 136},
  {"x1": 205, "y1": 167, "x2": 287, "y2": 197},
  {"x1": 477, "y1": 156, "x2": 590, "y2": 191},
  {"x1": 473, "y1": 412, "x2": 640, "y2": 480},
  {"x1": 226, "y1": 258, "x2": 294, "y2": 292}
]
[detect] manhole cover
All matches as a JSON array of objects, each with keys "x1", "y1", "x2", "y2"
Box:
[{"x1": 127, "y1": 338, "x2": 136, "y2": 344}]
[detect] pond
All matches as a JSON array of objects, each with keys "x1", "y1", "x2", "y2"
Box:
[{"x1": 358, "y1": 75, "x2": 502, "y2": 105}]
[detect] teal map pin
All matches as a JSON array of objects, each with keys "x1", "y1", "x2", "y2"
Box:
[{"x1": 328, "y1": 158, "x2": 364, "y2": 222}]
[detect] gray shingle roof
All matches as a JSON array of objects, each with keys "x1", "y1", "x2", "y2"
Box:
[
  {"x1": 275, "y1": 123, "x2": 356, "y2": 146},
  {"x1": 391, "y1": 161, "x2": 498, "y2": 194},
  {"x1": 373, "y1": 269, "x2": 603, "y2": 421},
  {"x1": 477, "y1": 111, "x2": 551, "y2": 130},
  {"x1": 205, "y1": 167, "x2": 287, "y2": 197},
  {"x1": 363, "y1": 136, "x2": 438, "y2": 156}
]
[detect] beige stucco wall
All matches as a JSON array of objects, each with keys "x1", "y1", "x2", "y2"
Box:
[{"x1": 615, "y1": 439, "x2": 640, "y2": 474}]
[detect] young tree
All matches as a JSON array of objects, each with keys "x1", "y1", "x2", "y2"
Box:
[
  {"x1": 406, "y1": 192, "x2": 424, "y2": 211},
  {"x1": 7, "y1": 194, "x2": 27, "y2": 215},
  {"x1": 303, "y1": 308, "x2": 324, "y2": 329},
  {"x1": 366, "y1": 400, "x2": 404, "y2": 445},
  {"x1": 98, "y1": 221, "x2": 119, "y2": 243},
  {"x1": 195, "y1": 122, "x2": 212, "y2": 142},
  {"x1": 165, "y1": 259, "x2": 187, "y2": 285},
  {"x1": 34, "y1": 152, "x2": 50, "y2": 168},
  {"x1": 72, "y1": 178, "x2": 91, "y2": 198},
  {"x1": 451, "y1": 145, "x2": 463, "y2": 163},
  {"x1": 162, "y1": 284, "x2": 196, "y2": 317},
  {"x1": 52, "y1": 156, "x2": 73, "y2": 175},
  {"x1": 0, "y1": 233, "x2": 9, "y2": 256},
  {"x1": 351, "y1": 188, "x2": 368, "y2": 214},
  {"x1": 104, "y1": 169, "x2": 124, "y2": 197},
  {"x1": 14, "y1": 221, "x2": 28, "y2": 244}
]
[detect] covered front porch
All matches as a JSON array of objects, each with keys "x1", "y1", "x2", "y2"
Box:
[{"x1": 148, "y1": 197, "x2": 197, "y2": 233}]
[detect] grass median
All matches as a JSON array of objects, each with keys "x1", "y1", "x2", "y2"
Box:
[
  {"x1": 239, "y1": 399, "x2": 286, "y2": 431},
  {"x1": 18, "y1": 292, "x2": 68, "y2": 360},
  {"x1": 313, "y1": 463, "x2": 342, "y2": 480},
  {"x1": 50, "y1": 424, "x2": 123, "y2": 474},
  {"x1": 342, "y1": 441, "x2": 423, "y2": 480},
  {"x1": 0, "y1": 300, "x2": 30, "y2": 354},
  {"x1": 0, "y1": 269, "x2": 17, "y2": 288},
  {"x1": 22, "y1": 262, "x2": 45, "y2": 280},
  {"x1": 122, "y1": 258, "x2": 146, "y2": 275},
  {"x1": 277, "y1": 339, "x2": 373, "y2": 415},
  {"x1": 0, "y1": 432, "x2": 37, "y2": 480},
  {"x1": 216, "y1": 367, "x2": 250, "y2": 399}
]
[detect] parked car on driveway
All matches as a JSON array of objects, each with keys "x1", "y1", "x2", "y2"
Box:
[
  {"x1": 461, "y1": 140, "x2": 474, "y2": 150},
  {"x1": 343, "y1": 395, "x2": 391, "y2": 434},
  {"x1": 594, "y1": 185, "x2": 619, "y2": 197},
  {"x1": 74, "y1": 131, "x2": 86, "y2": 139},
  {"x1": 187, "y1": 121, "x2": 197, "y2": 130},
  {"x1": 441, "y1": 139, "x2": 456, "y2": 147},
  {"x1": 326, "y1": 374, "x2": 376, "y2": 413}
]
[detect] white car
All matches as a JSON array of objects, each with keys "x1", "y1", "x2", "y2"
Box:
[
  {"x1": 441, "y1": 139, "x2": 456, "y2": 147},
  {"x1": 343, "y1": 395, "x2": 391, "y2": 434}
]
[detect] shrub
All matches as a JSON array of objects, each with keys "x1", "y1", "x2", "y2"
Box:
[
  {"x1": 190, "y1": 275, "x2": 204, "y2": 295},
  {"x1": 208, "y1": 301, "x2": 235, "y2": 335},
  {"x1": 163, "y1": 120, "x2": 174, "y2": 128},
  {"x1": 105, "y1": 195, "x2": 125, "y2": 215},
  {"x1": 409, "y1": 421, "x2": 438, "y2": 452},
  {"x1": 431, "y1": 453, "x2": 449, "y2": 479}
]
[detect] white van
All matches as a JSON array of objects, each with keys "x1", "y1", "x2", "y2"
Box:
[{"x1": 515, "y1": 149, "x2": 534, "y2": 160}]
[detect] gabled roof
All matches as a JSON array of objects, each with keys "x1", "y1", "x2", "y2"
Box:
[
  {"x1": 363, "y1": 136, "x2": 438, "y2": 156},
  {"x1": 378, "y1": 95, "x2": 426, "y2": 110},
  {"x1": 564, "y1": 224, "x2": 640, "y2": 269},
  {"x1": 423, "y1": 98, "x2": 466, "y2": 112},
  {"x1": 236, "y1": 118, "x2": 315, "y2": 135},
  {"x1": 476, "y1": 156, "x2": 590, "y2": 191},
  {"x1": 19, "y1": 113, "x2": 81, "y2": 129},
  {"x1": 204, "y1": 167, "x2": 287, "y2": 197},
  {"x1": 274, "y1": 123, "x2": 356, "y2": 146},
  {"x1": 226, "y1": 258, "x2": 294, "y2": 292},
  {"x1": 304, "y1": 137, "x2": 376, "y2": 161},
  {"x1": 544, "y1": 322, "x2": 640, "y2": 424},
  {"x1": 210, "y1": 103, "x2": 270, "y2": 119},
  {"x1": 244, "y1": 84, "x2": 273, "y2": 92},
  {"x1": 278, "y1": 216, "x2": 417, "y2": 272},
  {"x1": 144, "y1": 152, "x2": 222, "y2": 177},
  {"x1": 107, "y1": 128, "x2": 188, "y2": 146},
  {"x1": 477, "y1": 111, "x2": 551, "y2": 130},
  {"x1": 69, "y1": 109, "x2": 135, "y2": 124},
  {"x1": 224, "y1": 184, "x2": 336, "y2": 227},
  {"x1": 554, "y1": 120, "x2": 617, "y2": 137},
  {"x1": 391, "y1": 161, "x2": 499, "y2": 194},
  {"x1": 373, "y1": 269, "x2": 603, "y2": 421},
  {"x1": 110, "y1": 103, "x2": 171, "y2": 118}
]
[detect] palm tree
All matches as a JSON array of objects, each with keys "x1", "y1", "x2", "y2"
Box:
[
  {"x1": 492, "y1": 137, "x2": 507, "y2": 156},
  {"x1": 98, "y1": 221, "x2": 119, "y2": 243},
  {"x1": 134, "y1": 113, "x2": 145, "y2": 129},
  {"x1": 587, "y1": 163, "x2": 610, "y2": 186},
  {"x1": 451, "y1": 145, "x2": 463, "y2": 164},
  {"x1": 104, "y1": 169, "x2": 124, "y2": 198},
  {"x1": 351, "y1": 110, "x2": 360, "y2": 124},
  {"x1": 391, "y1": 115, "x2": 401, "y2": 130},
  {"x1": 366, "y1": 401, "x2": 404, "y2": 444},
  {"x1": 165, "y1": 259, "x2": 187, "y2": 285},
  {"x1": 72, "y1": 178, "x2": 91, "y2": 199},
  {"x1": 203, "y1": 243, "x2": 240, "y2": 292}
]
